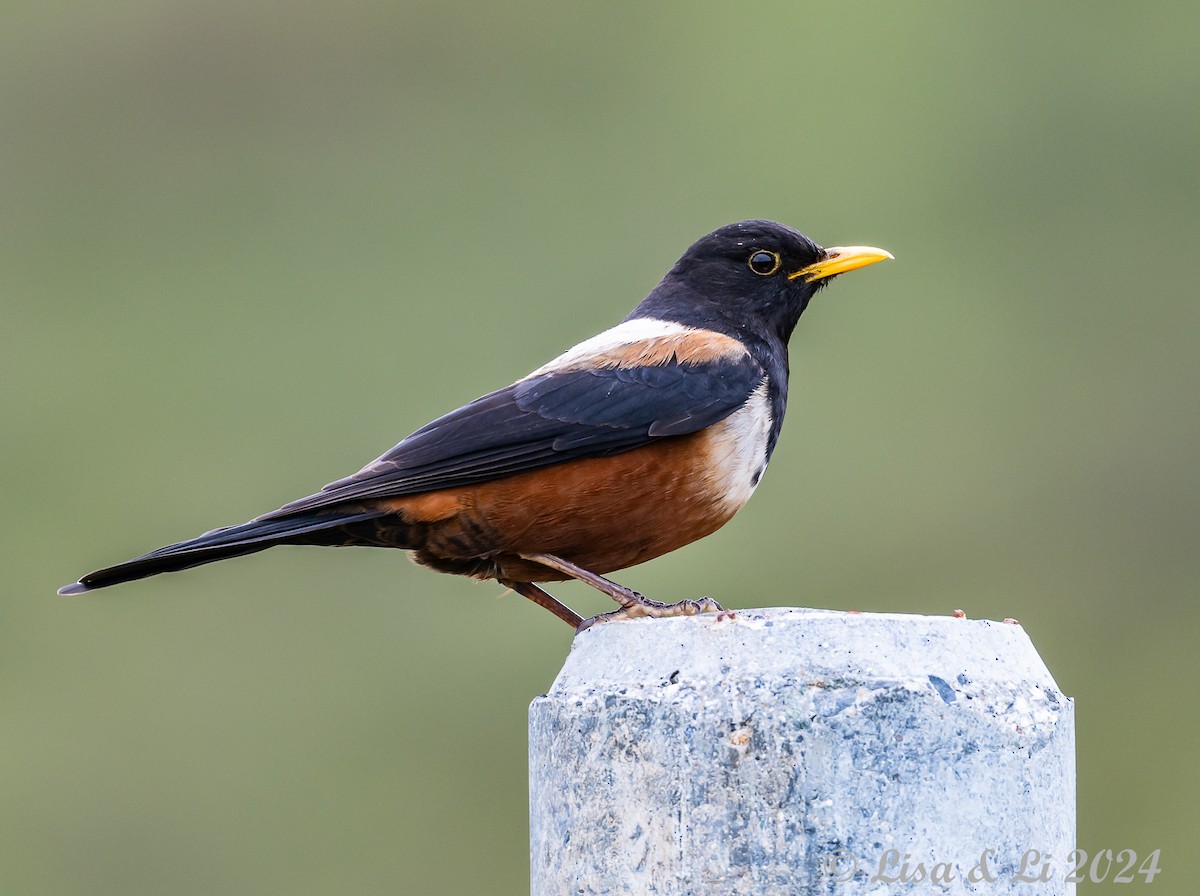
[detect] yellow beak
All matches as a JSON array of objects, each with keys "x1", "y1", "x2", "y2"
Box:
[{"x1": 789, "y1": 245, "x2": 894, "y2": 283}]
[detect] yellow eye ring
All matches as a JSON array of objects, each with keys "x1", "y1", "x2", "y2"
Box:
[{"x1": 748, "y1": 250, "x2": 781, "y2": 276}]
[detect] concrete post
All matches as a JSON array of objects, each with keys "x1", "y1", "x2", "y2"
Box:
[{"x1": 529, "y1": 607, "x2": 1075, "y2": 895}]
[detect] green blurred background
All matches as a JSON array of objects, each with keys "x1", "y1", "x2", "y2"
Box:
[{"x1": 4, "y1": 2, "x2": 1198, "y2": 893}]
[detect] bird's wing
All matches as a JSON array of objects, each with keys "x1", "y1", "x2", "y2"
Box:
[{"x1": 261, "y1": 325, "x2": 763, "y2": 518}]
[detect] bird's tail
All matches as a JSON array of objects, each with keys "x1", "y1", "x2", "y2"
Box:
[{"x1": 57, "y1": 509, "x2": 390, "y2": 595}]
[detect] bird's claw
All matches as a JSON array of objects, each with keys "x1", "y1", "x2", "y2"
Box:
[{"x1": 576, "y1": 595, "x2": 724, "y2": 632}]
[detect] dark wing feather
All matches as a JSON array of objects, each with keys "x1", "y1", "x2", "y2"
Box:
[{"x1": 262, "y1": 353, "x2": 763, "y2": 518}]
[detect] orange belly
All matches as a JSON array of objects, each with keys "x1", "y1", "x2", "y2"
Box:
[{"x1": 375, "y1": 424, "x2": 752, "y2": 582}]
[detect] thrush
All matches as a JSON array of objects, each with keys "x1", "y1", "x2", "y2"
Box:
[{"x1": 59, "y1": 220, "x2": 891, "y2": 629}]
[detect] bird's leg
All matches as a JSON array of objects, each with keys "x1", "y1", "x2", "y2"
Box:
[
  {"x1": 501, "y1": 579, "x2": 584, "y2": 629},
  {"x1": 518, "y1": 552, "x2": 658, "y2": 607},
  {"x1": 518, "y1": 552, "x2": 722, "y2": 630}
]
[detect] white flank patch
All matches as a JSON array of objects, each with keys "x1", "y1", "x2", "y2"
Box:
[
  {"x1": 710, "y1": 378, "x2": 773, "y2": 514},
  {"x1": 525, "y1": 317, "x2": 693, "y2": 378}
]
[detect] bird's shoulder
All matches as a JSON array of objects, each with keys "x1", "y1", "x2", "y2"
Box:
[{"x1": 525, "y1": 317, "x2": 751, "y2": 377}]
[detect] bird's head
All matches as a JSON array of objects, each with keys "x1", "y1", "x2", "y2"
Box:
[{"x1": 634, "y1": 220, "x2": 892, "y2": 344}]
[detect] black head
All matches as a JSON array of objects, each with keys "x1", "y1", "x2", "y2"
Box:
[{"x1": 630, "y1": 220, "x2": 891, "y2": 345}]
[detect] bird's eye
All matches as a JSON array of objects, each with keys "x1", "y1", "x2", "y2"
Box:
[{"x1": 748, "y1": 250, "x2": 781, "y2": 276}]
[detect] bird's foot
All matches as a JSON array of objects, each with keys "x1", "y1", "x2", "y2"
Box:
[
  {"x1": 576, "y1": 596, "x2": 724, "y2": 632},
  {"x1": 516, "y1": 552, "x2": 725, "y2": 631}
]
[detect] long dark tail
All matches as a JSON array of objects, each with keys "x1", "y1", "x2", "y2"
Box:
[{"x1": 58, "y1": 509, "x2": 390, "y2": 595}]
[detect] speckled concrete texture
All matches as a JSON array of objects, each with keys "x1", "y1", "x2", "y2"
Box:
[{"x1": 529, "y1": 607, "x2": 1075, "y2": 895}]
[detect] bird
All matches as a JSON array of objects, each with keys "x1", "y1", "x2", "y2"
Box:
[{"x1": 58, "y1": 220, "x2": 891, "y2": 629}]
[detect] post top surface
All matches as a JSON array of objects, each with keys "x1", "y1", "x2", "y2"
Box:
[{"x1": 550, "y1": 606, "x2": 1065, "y2": 697}]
